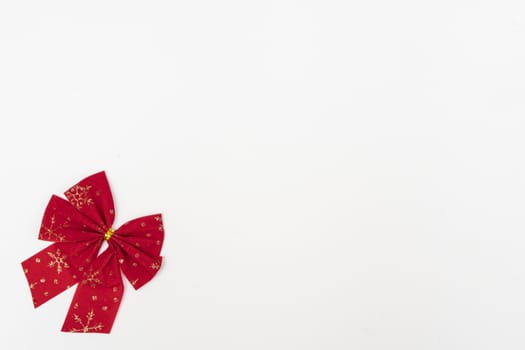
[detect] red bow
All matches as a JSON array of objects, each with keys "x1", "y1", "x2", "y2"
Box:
[{"x1": 21, "y1": 171, "x2": 164, "y2": 333}]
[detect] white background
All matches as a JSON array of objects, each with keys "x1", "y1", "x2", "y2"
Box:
[{"x1": 1, "y1": 1, "x2": 525, "y2": 349}]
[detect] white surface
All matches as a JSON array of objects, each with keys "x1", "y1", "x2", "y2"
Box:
[{"x1": 1, "y1": 1, "x2": 525, "y2": 349}]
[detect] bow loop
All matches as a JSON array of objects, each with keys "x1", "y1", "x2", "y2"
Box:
[
  {"x1": 110, "y1": 214, "x2": 164, "y2": 290},
  {"x1": 64, "y1": 171, "x2": 115, "y2": 231},
  {"x1": 39, "y1": 195, "x2": 103, "y2": 242}
]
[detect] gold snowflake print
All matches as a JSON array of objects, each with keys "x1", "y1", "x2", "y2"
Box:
[
  {"x1": 150, "y1": 261, "x2": 161, "y2": 270},
  {"x1": 39, "y1": 214, "x2": 70, "y2": 242},
  {"x1": 69, "y1": 309, "x2": 103, "y2": 333},
  {"x1": 81, "y1": 268, "x2": 102, "y2": 288},
  {"x1": 65, "y1": 184, "x2": 94, "y2": 210},
  {"x1": 47, "y1": 249, "x2": 69, "y2": 274}
]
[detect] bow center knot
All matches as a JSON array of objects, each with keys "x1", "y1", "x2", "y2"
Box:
[{"x1": 104, "y1": 228, "x2": 114, "y2": 241}]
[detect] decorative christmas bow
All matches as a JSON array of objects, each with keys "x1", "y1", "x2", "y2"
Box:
[{"x1": 21, "y1": 171, "x2": 164, "y2": 333}]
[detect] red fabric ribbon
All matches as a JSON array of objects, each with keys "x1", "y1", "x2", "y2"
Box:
[{"x1": 21, "y1": 171, "x2": 164, "y2": 333}]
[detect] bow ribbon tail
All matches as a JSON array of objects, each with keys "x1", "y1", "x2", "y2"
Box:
[
  {"x1": 61, "y1": 248, "x2": 123, "y2": 334},
  {"x1": 21, "y1": 241, "x2": 102, "y2": 308}
]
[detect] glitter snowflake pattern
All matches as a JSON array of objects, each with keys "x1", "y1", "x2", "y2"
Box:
[
  {"x1": 150, "y1": 261, "x2": 161, "y2": 270},
  {"x1": 39, "y1": 214, "x2": 70, "y2": 242},
  {"x1": 81, "y1": 268, "x2": 102, "y2": 288},
  {"x1": 69, "y1": 309, "x2": 103, "y2": 333},
  {"x1": 65, "y1": 184, "x2": 94, "y2": 210},
  {"x1": 47, "y1": 248, "x2": 70, "y2": 274}
]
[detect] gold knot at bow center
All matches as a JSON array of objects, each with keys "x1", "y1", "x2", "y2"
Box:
[{"x1": 104, "y1": 228, "x2": 114, "y2": 241}]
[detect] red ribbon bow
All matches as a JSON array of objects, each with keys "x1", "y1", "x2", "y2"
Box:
[{"x1": 21, "y1": 171, "x2": 164, "y2": 333}]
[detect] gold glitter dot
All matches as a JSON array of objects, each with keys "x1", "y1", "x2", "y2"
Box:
[
  {"x1": 101, "y1": 306, "x2": 108, "y2": 311},
  {"x1": 40, "y1": 278, "x2": 46, "y2": 283},
  {"x1": 53, "y1": 279, "x2": 58, "y2": 285},
  {"x1": 35, "y1": 258, "x2": 41, "y2": 263}
]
